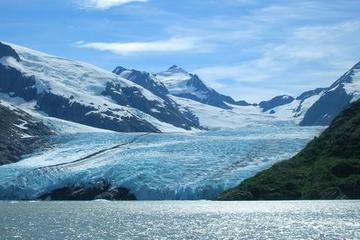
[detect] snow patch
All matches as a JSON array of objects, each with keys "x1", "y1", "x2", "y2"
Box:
[
  {"x1": 343, "y1": 68, "x2": 360, "y2": 102},
  {"x1": 14, "y1": 119, "x2": 28, "y2": 130}
]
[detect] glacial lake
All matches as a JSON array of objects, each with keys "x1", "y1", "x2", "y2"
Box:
[{"x1": 1, "y1": 200, "x2": 359, "y2": 239}]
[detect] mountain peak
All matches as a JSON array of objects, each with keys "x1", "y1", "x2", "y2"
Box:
[
  {"x1": 169, "y1": 64, "x2": 178, "y2": 69},
  {"x1": 0, "y1": 42, "x2": 21, "y2": 62},
  {"x1": 112, "y1": 66, "x2": 127, "y2": 75},
  {"x1": 167, "y1": 65, "x2": 188, "y2": 73}
]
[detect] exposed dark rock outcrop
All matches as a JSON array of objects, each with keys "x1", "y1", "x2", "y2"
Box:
[
  {"x1": 299, "y1": 62, "x2": 360, "y2": 126},
  {"x1": 0, "y1": 42, "x2": 21, "y2": 62},
  {"x1": 170, "y1": 73, "x2": 247, "y2": 109},
  {"x1": 37, "y1": 92, "x2": 159, "y2": 132},
  {"x1": 0, "y1": 66, "x2": 158, "y2": 132},
  {"x1": 259, "y1": 95, "x2": 295, "y2": 112},
  {"x1": 153, "y1": 65, "x2": 252, "y2": 109},
  {"x1": 0, "y1": 47, "x2": 37, "y2": 101},
  {"x1": 255, "y1": 62, "x2": 360, "y2": 126},
  {"x1": 299, "y1": 87, "x2": 352, "y2": 126},
  {"x1": 39, "y1": 181, "x2": 136, "y2": 200},
  {"x1": 103, "y1": 82, "x2": 200, "y2": 130},
  {"x1": 0, "y1": 102, "x2": 53, "y2": 165},
  {"x1": 296, "y1": 88, "x2": 325, "y2": 101},
  {"x1": 113, "y1": 66, "x2": 169, "y2": 97}
]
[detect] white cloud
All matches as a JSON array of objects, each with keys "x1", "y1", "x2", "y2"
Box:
[
  {"x1": 193, "y1": 18, "x2": 360, "y2": 101},
  {"x1": 76, "y1": 0, "x2": 148, "y2": 10},
  {"x1": 74, "y1": 0, "x2": 360, "y2": 101},
  {"x1": 195, "y1": 57, "x2": 284, "y2": 84},
  {"x1": 77, "y1": 37, "x2": 212, "y2": 55}
]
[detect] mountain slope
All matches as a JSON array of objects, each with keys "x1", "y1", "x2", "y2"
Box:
[
  {"x1": 154, "y1": 65, "x2": 251, "y2": 109},
  {"x1": 113, "y1": 66, "x2": 169, "y2": 97},
  {"x1": 112, "y1": 66, "x2": 200, "y2": 129},
  {"x1": 115, "y1": 62, "x2": 360, "y2": 128},
  {"x1": 0, "y1": 101, "x2": 53, "y2": 165},
  {"x1": 261, "y1": 62, "x2": 360, "y2": 126},
  {"x1": 0, "y1": 42, "x2": 200, "y2": 132},
  {"x1": 300, "y1": 62, "x2": 360, "y2": 126},
  {"x1": 259, "y1": 95, "x2": 294, "y2": 112},
  {"x1": 219, "y1": 100, "x2": 360, "y2": 200}
]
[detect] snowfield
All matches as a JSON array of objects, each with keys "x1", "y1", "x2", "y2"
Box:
[
  {"x1": 1, "y1": 43, "x2": 194, "y2": 132},
  {"x1": 156, "y1": 65, "x2": 206, "y2": 99},
  {"x1": 172, "y1": 96, "x2": 277, "y2": 129},
  {"x1": 0, "y1": 116, "x2": 324, "y2": 200}
]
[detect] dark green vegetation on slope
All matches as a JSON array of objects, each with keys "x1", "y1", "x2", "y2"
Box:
[{"x1": 219, "y1": 100, "x2": 360, "y2": 200}]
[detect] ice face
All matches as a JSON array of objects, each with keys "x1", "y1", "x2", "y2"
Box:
[{"x1": 0, "y1": 122, "x2": 324, "y2": 200}]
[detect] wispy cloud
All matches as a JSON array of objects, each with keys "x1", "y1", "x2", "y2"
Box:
[
  {"x1": 76, "y1": 0, "x2": 148, "y2": 10},
  {"x1": 73, "y1": 0, "x2": 360, "y2": 101},
  {"x1": 194, "y1": 17, "x2": 360, "y2": 101},
  {"x1": 196, "y1": 57, "x2": 284, "y2": 84},
  {"x1": 77, "y1": 37, "x2": 212, "y2": 55}
]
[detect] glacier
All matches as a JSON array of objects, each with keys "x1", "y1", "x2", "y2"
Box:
[{"x1": 0, "y1": 120, "x2": 324, "y2": 200}]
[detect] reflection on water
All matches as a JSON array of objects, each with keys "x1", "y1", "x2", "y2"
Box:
[{"x1": 0, "y1": 200, "x2": 359, "y2": 239}]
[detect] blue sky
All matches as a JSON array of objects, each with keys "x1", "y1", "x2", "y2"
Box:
[{"x1": 1, "y1": 0, "x2": 360, "y2": 102}]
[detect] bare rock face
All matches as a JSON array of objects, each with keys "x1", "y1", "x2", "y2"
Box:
[
  {"x1": 103, "y1": 82, "x2": 200, "y2": 130},
  {"x1": 39, "y1": 180, "x2": 136, "y2": 201},
  {"x1": 37, "y1": 92, "x2": 159, "y2": 133},
  {"x1": 115, "y1": 65, "x2": 252, "y2": 110},
  {"x1": 0, "y1": 102, "x2": 53, "y2": 165},
  {"x1": 259, "y1": 95, "x2": 295, "y2": 112},
  {"x1": 0, "y1": 42, "x2": 21, "y2": 61}
]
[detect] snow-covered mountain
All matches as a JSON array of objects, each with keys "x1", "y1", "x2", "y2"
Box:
[
  {"x1": 115, "y1": 62, "x2": 360, "y2": 128},
  {"x1": 0, "y1": 42, "x2": 200, "y2": 132},
  {"x1": 1, "y1": 41, "x2": 360, "y2": 134},
  {"x1": 154, "y1": 65, "x2": 252, "y2": 109},
  {"x1": 113, "y1": 66, "x2": 169, "y2": 98},
  {"x1": 1, "y1": 41, "x2": 360, "y2": 201},
  {"x1": 259, "y1": 61, "x2": 360, "y2": 126},
  {"x1": 300, "y1": 62, "x2": 360, "y2": 125},
  {"x1": 259, "y1": 95, "x2": 294, "y2": 112}
]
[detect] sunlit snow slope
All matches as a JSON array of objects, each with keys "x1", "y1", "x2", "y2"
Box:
[{"x1": 0, "y1": 42, "x2": 199, "y2": 132}]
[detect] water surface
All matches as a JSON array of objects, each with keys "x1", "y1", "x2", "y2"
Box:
[{"x1": 1, "y1": 200, "x2": 359, "y2": 239}]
